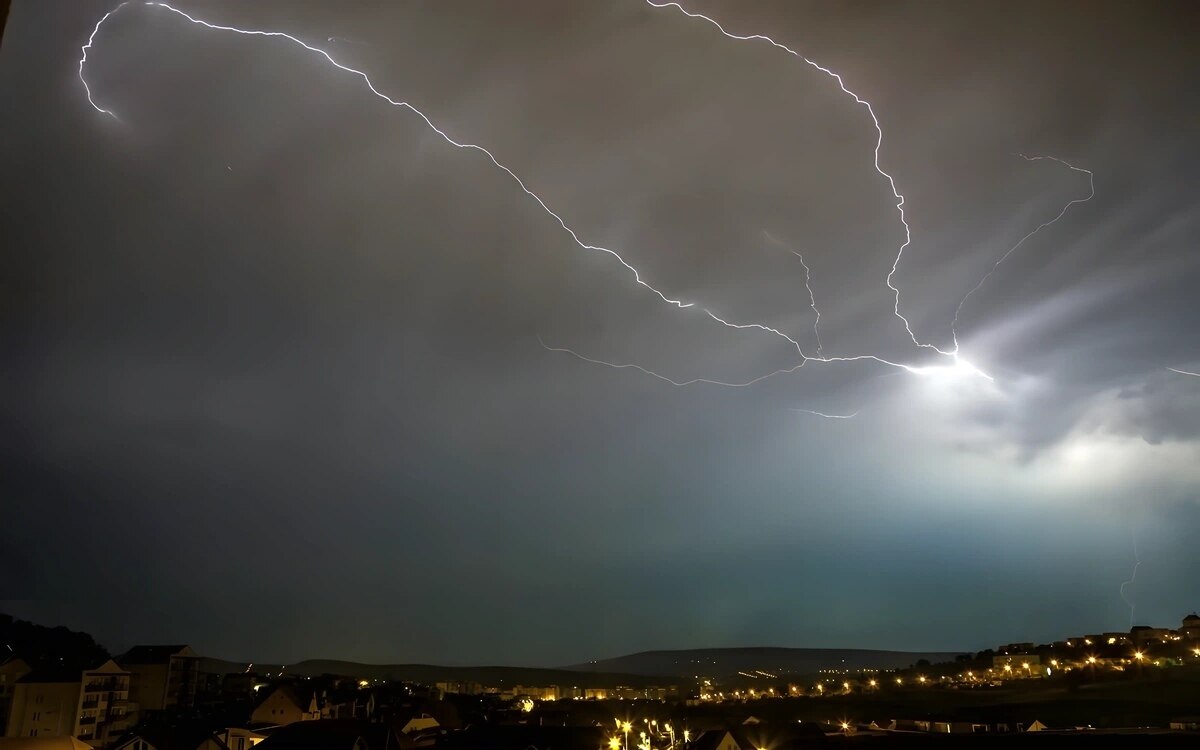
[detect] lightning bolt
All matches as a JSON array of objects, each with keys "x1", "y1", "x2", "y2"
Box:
[
  {"x1": 1167, "y1": 367, "x2": 1200, "y2": 378},
  {"x1": 81, "y1": 2, "x2": 1083, "y2": 394},
  {"x1": 950, "y1": 154, "x2": 1095, "y2": 351},
  {"x1": 1118, "y1": 526, "x2": 1141, "y2": 629},
  {"x1": 81, "y1": 1, "x2": 823, "y2": 366},
  {"x1": 644, "y1": 1, "x2": 952, "y2": 358}
]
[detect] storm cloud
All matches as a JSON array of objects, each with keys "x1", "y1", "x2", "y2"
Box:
[{"x1": 2, "y1": 0, "x2": 1198, "y2": 665}]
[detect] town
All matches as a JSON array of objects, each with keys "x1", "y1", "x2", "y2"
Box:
[{"x1": 3, "y1": 613, "x2": 1200, "y2": 750}]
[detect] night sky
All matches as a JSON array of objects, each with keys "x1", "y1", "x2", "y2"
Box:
[{"x1": 2, "y1": 1, "x2": 1198, "y2": 667}]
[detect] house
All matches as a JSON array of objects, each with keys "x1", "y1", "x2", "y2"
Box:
[
  {"x1": 217, "y1": 729, "x2": 266, "y2": 750},
  {"x1": 1169, "y1": 717, "x2": 1200, "y2": 731},
  {"x1": 109, "y1": 722, "x2": 228, "y2": 750},
  {"x1": 1025, "y1": 720, "x2": 1049, "y2": 732},
  {"x1": 249, "y1": 688, "x2": 318, "y2": 727},
  {"x1": 118, "y1": 648, "x2": 199, "y2": 716},
  {"x1": 4, "y1": 660, "x2": 133, "y2": 748}
]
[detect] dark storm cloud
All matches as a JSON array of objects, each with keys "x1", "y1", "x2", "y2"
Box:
[{"x1": 2, "y1": 0, "x2": 1198, "y2": 664}]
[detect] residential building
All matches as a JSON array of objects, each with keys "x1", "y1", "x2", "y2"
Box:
[
  {"x1": 4, "y1": 660, "x2": 132, "y2": 748},
  {"x1": 1129, "y1": 626, "x2": 1177, "y2": 646},
  {"x1": 75, "y1": 661, "x2": 134, "y2": 747},
  {"x1": 1180, "y1": 614, "x2": 1200, "y2": 640},
  {"x1": 0, "y1": 659, "x2": 32, "y2": 736},
  {"x1": 118, "y1": 647, "x2": 199, "y2": 716},
  {"x1": 4, "y1": 668, "x2": 79, "y2": 740}
]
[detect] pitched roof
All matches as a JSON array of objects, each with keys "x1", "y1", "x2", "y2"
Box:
[
  {"x1": 120, "y1": 646, "x2": 195, "y2": 664},
  {"x1": 255, "y1": 720, "x2": 394, "y2": 750},
  {"x1": 113, "y1": 722, "x2": 228, "y2": 750},
  {"x1": 253, "y1": 684, "x2": 315, "y2": 714}
]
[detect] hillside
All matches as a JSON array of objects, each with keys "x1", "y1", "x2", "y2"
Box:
[{"x1": 564, "y1": 647, "x2": 965, "y2": 678}]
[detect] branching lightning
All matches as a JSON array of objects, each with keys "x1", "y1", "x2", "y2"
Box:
[
  {"x1": 81, "y1": 1, "x2": 1100, "y2": 398},
  {"x1": 645, "y1": 1, "x2": 951, "y2": 358},
  {"x1": 950, "y1": 155, "x2": 1096, "y2": 351}
]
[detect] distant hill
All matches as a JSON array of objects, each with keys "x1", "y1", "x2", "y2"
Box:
[
  {"x1": 198, "y1": 657, "x2": 671, "y2": 688},
  {"x1": 563, "y1": 647, "x2": 966, "y2": 678}
]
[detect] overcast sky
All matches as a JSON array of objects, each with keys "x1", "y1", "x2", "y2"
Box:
[{"x1": 2, "y1": 0, "x2": 1198, "y2": 667}]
